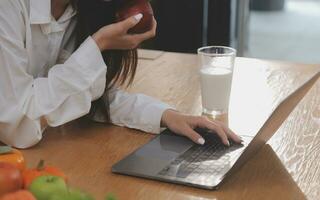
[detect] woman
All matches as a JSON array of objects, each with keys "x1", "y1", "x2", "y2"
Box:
[{"x1": 0, "y1": 0, "x2": 241, "y2": 148}]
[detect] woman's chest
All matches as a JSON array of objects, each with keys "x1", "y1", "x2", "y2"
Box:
[{"x1": 26, "y1": 20, "x2": 76, "y2": 78}]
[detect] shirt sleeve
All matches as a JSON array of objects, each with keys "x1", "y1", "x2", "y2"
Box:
[
  {"x1": 91, "y1": 88, "x2": 173, "y2": 134},
  {"x1": 0, "y1": 1, "x2": 107, "y2": 148}
]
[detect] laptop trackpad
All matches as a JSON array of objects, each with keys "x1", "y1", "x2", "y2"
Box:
[
  {"x1": 136, "y1": 134, "x2": 194, "y2": 159},
  {"x1": 112, "y1": 134, "x2": 194, "y2": 176}
]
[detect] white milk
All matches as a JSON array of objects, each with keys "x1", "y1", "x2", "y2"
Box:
[{"x1": 200, "y1": 67, "x2": 233, "y2": 112}]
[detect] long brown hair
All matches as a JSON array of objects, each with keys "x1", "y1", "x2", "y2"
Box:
[{"x1": 74, "y1": 0, "x2": 138, "y2": 121}]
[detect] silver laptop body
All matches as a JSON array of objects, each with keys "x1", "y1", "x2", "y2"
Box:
[{"x1": 112, "y1": 72, "x2": 319, "y2": 189}]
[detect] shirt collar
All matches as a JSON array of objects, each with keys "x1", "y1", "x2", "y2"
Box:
[
  {"x1": 57, "y1": 4, "x2": 77, "y2": 24},
  {"x1": 29, "y1": 0, "x2": 77, "y2": 25},
  {"x1": 30, "y1": 0, "x2": 51, "y2": 24}
]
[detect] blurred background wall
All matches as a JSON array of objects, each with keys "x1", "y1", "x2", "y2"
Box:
[
  {"x1": 145, "y1": 0, "x2": 320, "y2": 64},
  {"x1": 248, "y1": 0, "x2": 320, "y2": 64}
]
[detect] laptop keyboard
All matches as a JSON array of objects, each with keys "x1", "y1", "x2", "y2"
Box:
[{"x1": 158, "y1": 136, "x2": 244, "y2": 179}]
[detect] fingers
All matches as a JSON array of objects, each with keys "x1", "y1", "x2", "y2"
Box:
[
  {"x1": 196, "y1": 117, "x2": 230, "y2": 146},
  {"x1": 124, "y1": 18, "x2": 156, "y2": 46},
  {"x1": 181, "y1": 126, "x2": 205, "y2": 145},
  {"x1": 195, "y1": 116, "x2": 242, "y2": 145},
  {"x1": 132, "y1": 18, "x2": 157, "y2": 41},
  {"x1": 163, "y1": 111, "x2": 241, "y2": 146},
  {"x1": 119, "y1": 13, "x2": 144, "y2": 32},
  {"x1": 214, "y1": 120, "x2": 242, "y2": 143}
]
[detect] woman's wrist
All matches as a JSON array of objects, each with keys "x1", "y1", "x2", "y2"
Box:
[
  {"x1": 161, "y1": 109, "x2": 179, "y2": 127},
  {"x1": 92, "y1": 32, "x2": 106, "y2": 51}
]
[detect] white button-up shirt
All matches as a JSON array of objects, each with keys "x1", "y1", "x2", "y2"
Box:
[{"x1": 0, "y1": 0, "x2": 170, "y2": 148}]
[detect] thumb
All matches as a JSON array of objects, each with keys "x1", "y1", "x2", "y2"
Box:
[{"x1": 120, "y1": 13, "x2": 143, "y2": 31}]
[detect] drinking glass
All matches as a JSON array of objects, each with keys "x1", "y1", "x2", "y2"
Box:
[{"x1": 197, "y1": 46, "x2": 236, "y2": 119}]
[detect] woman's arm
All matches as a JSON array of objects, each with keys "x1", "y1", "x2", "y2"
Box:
[
  {"x1": 0, "y1": 1, "x2": 107, "y2": 148},
  {"x1": 0, "y1": 1, "x2": 154, "y2": 148},
  {"x1": 106, "y1": 88, "x2": 172, "y2": 134},
  {"x1": 92, "y1": 88, "x2": 241, "y2": 146},
  {"x1": 90, "y1": 15, "x2": 241, "y2": 146}
]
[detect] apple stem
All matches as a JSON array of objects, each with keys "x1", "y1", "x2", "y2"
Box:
[
  {"x1": 49, "y1": 176, "x2": 54, "y2": 182},
  {"x1": 37, "y1": 159, "x2": 45, "y2": 171}
]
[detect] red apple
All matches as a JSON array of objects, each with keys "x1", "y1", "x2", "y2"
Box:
[
  {"x1": 116, "y1": 0, "x2": 154, "y2": 34},
  {"x1": 0, "y1": 162, "x2": 23, "y2": 196}
]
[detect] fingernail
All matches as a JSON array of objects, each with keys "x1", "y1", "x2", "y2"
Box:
[
  {"x1": 197, "y1": 138, "x2": 205, "y2": 145},
  {"x1": 226, "y1": 141, "x2": 230, "y2": 146},
  {"x1": 134, "y1": 13, "x2": 143, "y2": 21}
]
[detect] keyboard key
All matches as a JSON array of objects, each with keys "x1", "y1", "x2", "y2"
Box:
[{"x1": 157, "y1": 139, "x2": 244, "y2": 179}]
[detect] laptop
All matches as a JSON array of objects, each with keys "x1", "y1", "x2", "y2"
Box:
[{"x1": 112, "y1": 71, "x2": 319, "y2": 189}]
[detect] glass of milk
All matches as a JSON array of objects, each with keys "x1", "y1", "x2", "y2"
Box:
[{"x1": 197, "y1": 46, "x2": 236, "y2": 118}]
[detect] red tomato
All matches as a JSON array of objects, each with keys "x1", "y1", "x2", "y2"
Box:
[{"x1": 0, "y1": 163, "x2": 23, "y2": 197}]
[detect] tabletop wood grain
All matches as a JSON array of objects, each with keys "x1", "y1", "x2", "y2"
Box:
[{"x1": 21, "y1": 50, "x2": 320, "y2": 200}]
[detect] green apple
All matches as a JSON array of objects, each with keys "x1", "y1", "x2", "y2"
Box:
[
  {"x1": 105, "y1": 193, "x2": 117, "y2": 200},
  {"x1": 49, "y1": 188, "x2": 94, "y2": 200},
  {"x1": 67, "y1": 188, "x2": 94, "y2": 200},
  {"x1": 49, "y1": 193, "x2": 68, "y2": 200},
  {"x1": 29, "y1": 175, "x2": 68, "y2": 200}
]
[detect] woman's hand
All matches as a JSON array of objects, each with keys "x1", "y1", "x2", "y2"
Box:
[
  {"x1": 161, "y1": 110, "x2": 242, "y2": 146},
  {"x1": 92, "y1": 13, "x2": 156, "y2": 51}
]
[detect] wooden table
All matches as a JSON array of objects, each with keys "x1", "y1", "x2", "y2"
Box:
[{"x1": 22, "y1": 50, "x2": 320, "y2": 200}]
